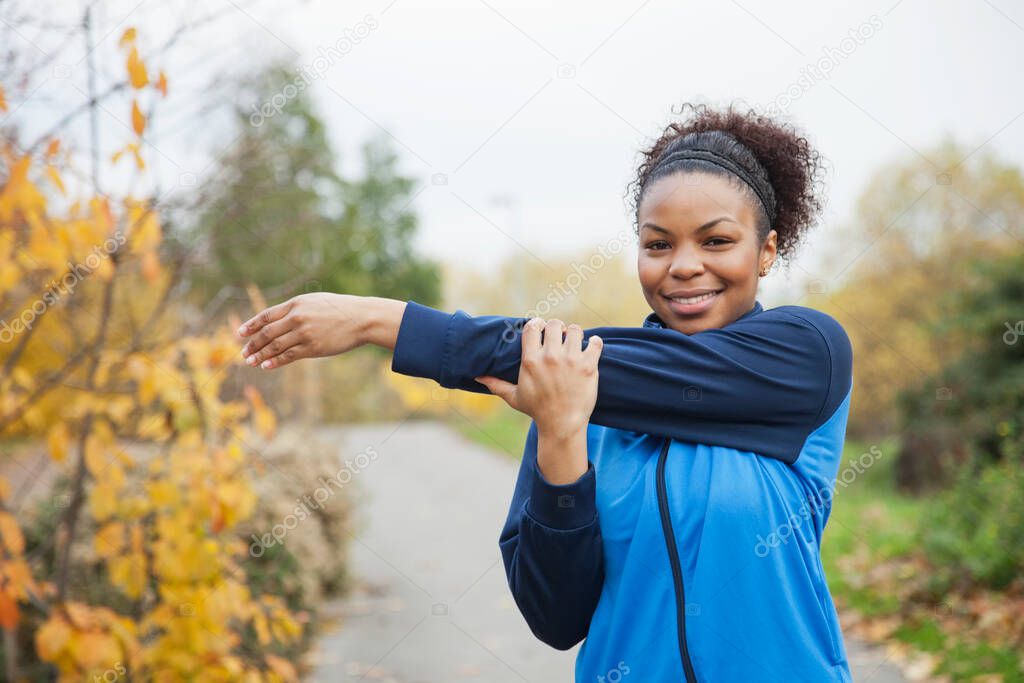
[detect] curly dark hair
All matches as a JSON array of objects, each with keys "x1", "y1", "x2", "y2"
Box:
[{"x1": 627, "y1": 102, "x2": 827, "y2": 264}]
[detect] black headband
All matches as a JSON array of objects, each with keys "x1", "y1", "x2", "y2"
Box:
[{"x1": 653, "y1": 147, "x2": 776, "y2": 225}]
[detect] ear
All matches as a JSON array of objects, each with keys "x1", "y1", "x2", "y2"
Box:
[{"x1": 760, "y1": 229, "x2": 778, "y2": 273}]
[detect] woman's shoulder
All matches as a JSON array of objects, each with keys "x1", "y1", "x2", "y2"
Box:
[
  {"x1": 742, "y1": 304, "x2": 851, "y2": 355},
  {"x1": 721, "y1": 304, "x2": 853, "y2": 404},
  {"x1": 758, "y1": 305, "x2": 854, "y2": 405}
]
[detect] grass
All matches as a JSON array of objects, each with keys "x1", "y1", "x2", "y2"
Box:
[{"x1": 822, "y1": 437, "x2": 924, "y2": 613}]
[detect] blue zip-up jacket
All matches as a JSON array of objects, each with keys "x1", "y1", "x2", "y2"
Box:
[{"x1": 391, "y1": 299, "x2": 854, "y2": 682}]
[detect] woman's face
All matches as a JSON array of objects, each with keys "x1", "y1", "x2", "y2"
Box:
[{"x1": 637, "y1": 172, "x2": 777, "y2": 335}]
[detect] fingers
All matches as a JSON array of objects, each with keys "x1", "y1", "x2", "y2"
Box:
[
  {"x1": 542, "y1": 319, "x2": 567, "y2": 355},
  {"x1": 259, "y1": 345, "x2": 308, "y2": 370},
  {"x1": 258, "y1": 340, "x2": 310, "y2": 369},
  {"x1": 521, "y1": 317, "x2": 544, "y2": 364},
  {"x1": 523, "y1": 317, "x2": 595, "y2": 368},
  {"x1": 522, "y1": 317, "x2": 543, "y2": 348},
  {"x1": 582, "y1": 333, "x2": 603, "y2": 364},
  {"x1": 240, "y1": 316, "x2": 300, "y2": 362},
  {"x1": 244, "y1": 329, "x2": 304, "y2": 368},
  {"x1": 237, "y1": 299, "x2": 294, "y2": 338},
  {"x1": 565, "y1": 323, "x2": 584, "y2": 351},
  {"x1": 564, "y1": 323, "x2": 601, "y2": 367},
  {"x1": 522, "y1": 317, "x2": 591, "y2": 354}
]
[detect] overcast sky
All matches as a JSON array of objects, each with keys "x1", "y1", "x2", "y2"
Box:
[{"x1": 12, "y1": 0, "x2": 1024, "y2": 303}]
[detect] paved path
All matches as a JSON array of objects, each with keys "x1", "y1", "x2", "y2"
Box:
[{"x1": 308, "y1": 421, "x2": 908, "y2": 683}]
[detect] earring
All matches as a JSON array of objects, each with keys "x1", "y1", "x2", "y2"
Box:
[{"x1": 759, "y1": 266, "x2": 769, "y2": 277}]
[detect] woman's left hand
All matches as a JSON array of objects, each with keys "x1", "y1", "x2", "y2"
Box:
[
  {"x1": 237, "y1": 292, "x2": 377, "y2": 369},
  {"x1": 474, "y1": 318, "x2": 603, "y2": 439}
]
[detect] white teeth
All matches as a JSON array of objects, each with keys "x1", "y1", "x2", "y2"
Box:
[{"x1": 670, "y1": 292, "x2": 718, "y2": 305}]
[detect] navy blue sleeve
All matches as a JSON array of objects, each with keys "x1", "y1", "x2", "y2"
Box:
[
  {"x1": 498, "y1": 421, "x2": 604, "y2": 650},
  {"x1": 391, "y1": 301, "x2": 853, "y2": 464}
]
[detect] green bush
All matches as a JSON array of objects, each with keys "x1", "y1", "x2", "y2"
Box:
[
  {"x1": 896, "y1": 248, "x2": 1024, "y2": 491},
  {"x1": 918, "y1": 452, "x2": 1024, "y2": 590}
]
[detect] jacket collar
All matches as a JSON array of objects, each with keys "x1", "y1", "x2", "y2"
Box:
[{"x1": 642, "y1": 300, "x2": 764, "y2": 330}]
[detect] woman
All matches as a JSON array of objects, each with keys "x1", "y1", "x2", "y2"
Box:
[{"x1": 237, "y1": 103, "x2": 852, "y2": 682}]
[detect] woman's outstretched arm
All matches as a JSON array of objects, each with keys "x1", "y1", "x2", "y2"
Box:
[{"x1": 237, "y1": 293, "x2": 852, "y2": 464}]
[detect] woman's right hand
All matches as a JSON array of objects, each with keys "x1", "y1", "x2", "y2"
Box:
[
  {"x1": 476, "y1": 318, "x2": 603, "y2": 484},
  {"x1": 474, "y1": 318, "x2": 604, "y2": 439}
]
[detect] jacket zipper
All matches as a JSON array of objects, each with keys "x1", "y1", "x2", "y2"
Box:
[{"x1": 656, "y1": 437, "x2": 698, "y2": 682}]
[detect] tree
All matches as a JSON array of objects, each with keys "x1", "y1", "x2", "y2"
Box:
[
  {"x1": 808, "y1": 141, "x2": 1024, "y2": 440},
  {"x1": 896, "y1": 246, "x2": 1024, "y2": 491},
  {"x1": 186, "y1": 63, "x2": 440, "y2": 308}
]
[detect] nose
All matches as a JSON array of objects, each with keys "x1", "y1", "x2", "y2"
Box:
[{"x1": 667, "y1": 242, "x2": 705, "y2": 279}]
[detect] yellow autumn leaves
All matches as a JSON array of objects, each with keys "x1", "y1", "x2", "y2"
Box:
[
  {"x1": 24, "y1": 334, "x2": 299, "y2": 680},
  {"x1": 111, "y1": 27, "x2": 167, "y2": 169},
  {"x1": 1, "y1": 24, "x2": 304, "y2": 683},
  {"x1": 384, "y1": 361, "x2": 501, "y2": 421},
  {"x1": 35, "y1": 604, "x2": 136, "y2": 678},
  {"x1": 0, "y1": 511, "x2": 34, "y2": 630}
]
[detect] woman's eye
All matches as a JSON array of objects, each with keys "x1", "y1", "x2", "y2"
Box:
[
  {"x1": 647, "y1": 241, "x2": 669, "y2": 250},
  {"x1": 705, "y1": 238, "x2": 731, "y2": 247}
]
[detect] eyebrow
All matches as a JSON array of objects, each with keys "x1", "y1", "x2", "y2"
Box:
[{"x1": 640, "y1": 217, "x2": 736, "y2": 235}]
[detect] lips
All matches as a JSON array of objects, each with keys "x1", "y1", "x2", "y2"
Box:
[
  {"x1": 665, "y1": 291, "x2": 720, "y2": 305},
  {"x1": 663, "y1": 289, "x2": 723, "y2": 315}
]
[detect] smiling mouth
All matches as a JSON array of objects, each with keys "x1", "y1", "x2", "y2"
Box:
[
  {"x1": 662, "y1": 289, "x2": 723, "y2": 315},
  {"x1": 664, "y1": 291, "x2": 722, "y2": 305}
]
